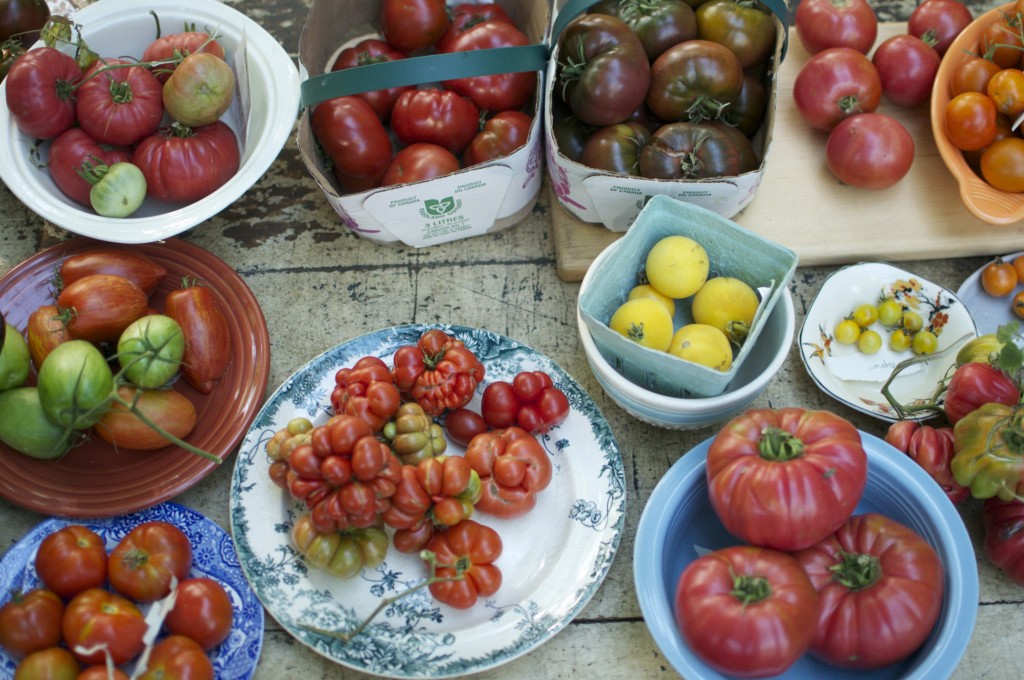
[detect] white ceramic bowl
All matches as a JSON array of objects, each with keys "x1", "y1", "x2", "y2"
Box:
[
  {"x1": 0, "y1": 0, "x2": 300, "y2": 243},
  {"x1": 577, "y1": 241, "x2": 796, "y2": 430}
]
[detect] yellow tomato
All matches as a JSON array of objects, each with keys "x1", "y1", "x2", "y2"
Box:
[
  {"x1": 690, "y1": 277, "x2": 759, "y2": 344},
  {"x1": 645, "y1": 235, "x2": 709, "y2": 299},
  {"x1": 667, "y1": 323, "x2": 733, "y2": 371},
  {"x1": 608, "y1": 298, "x2": 674, "y2": 351},
  {"x1": 627, "y1": 284, "x2": 676, "y2": 318}
]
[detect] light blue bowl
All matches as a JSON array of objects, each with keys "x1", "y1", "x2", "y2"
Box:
[{"x1": 634, "y1": 431, "x2": 978, "y2": 679}]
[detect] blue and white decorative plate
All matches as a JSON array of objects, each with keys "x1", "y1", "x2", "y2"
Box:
[
  {"x1": 799, "y1": 262, "x2": 977, "y2": 423},
  {"x1": 0, "y1": 502, "x2": 263, "y2": 680},
  {"x1": 230, "y1": 325, "x2": 626, "y2": 679}
]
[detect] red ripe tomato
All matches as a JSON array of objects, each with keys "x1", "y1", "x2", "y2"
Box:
[
  {"x1": 425, "y1": 519, "x2": 503, "y2": 609},
  {"x1": 330, "y1": 39, "x2": 412, "y2": 120},
  {"x1": 380, "y1": 0, "x2": 449, "y2": 53},
  {"x1": 33, "y1": 524, "x2": 108, "y2": 600},
  {"x1": 983, "y1": 496, "x2": 1024, "y2": 585},
  {"x1": 908, "y1": 0, "x2": 973, "y2": 55},
  {"x1": 311, "y1": 95, "x2": 393, "y2": 194},
  {"x1": 390, "y1": 88, "x2": 480, "y2": 155},
  {"x1": 131, "y1": 120, "x2": 240, "y2": 203},
  {"x1": 62, "y1": 588, "x2": 147, "y2": 665},
  {"x1": 464, "y1": 110, "x2": 533, "y2": 166},
  {"x1": 944, "y1": 361, "x2": 1021, "y2": 425},
  {"x1": 443, "y1": 407, "x2": 488, "y2": 447},
  {"x1": 436, "y1": 3, "x2": 515, "y2": 53},
  {"x1": 11, "y1": 647, "x2": 79, "y2": 680},
  {"x1": 107, "y1": 520, "x2": 193, "y2": 603},
  {"x1": 441, "y1": 20, "x2": 537, "y2": 113},
  {"x1": 794, "y1": 0, "x2": 878, "y2": 55},
  {"x1": 706, "y1": 407, "x2": 868, "y2": 551},
  {"x1": 674, "y1": 546, "x2": 819, "y2": 678},
  {"x1": 136, "y1": 635, "x2": 213, "y2": 680},
  {"x1": 826, "y1": 113, "x2": 914, "y2": 190},
  {"x1": 793, "y1": 46, "x2": 881, "y2": 131},
  {"x1": 78, "y1": 667, "x2": 130, "y2": 680},
  {"x1": 163, "y1": 577, "x2": 234, "y2": 650},
  {"x1": 142, "y1": 31, "x2": 226, "y2": 83},
  {"x1": 945, "y1": 90, "x2": 998, "y2": 151},
  {"x1": 0, "y1": 589, "x2": 64, "y2": 658},
  {"x1": 76, "y1": 58, "x2": 164, "y2": 147},
  {"x1": 871, "y1": 34, "x2": 940, "y2": 107},
  {"x1": 381, "y1": 143, "x2": 461, "y2": 187},
  {"x1": 464, "y1": 426, "x2": 552, "y2": 517},
  {"x1": 480, "y1": 380, "x2": 521, "y2": 429},
  {"x1": 4, "y1": 46, "x2": 81, "y2": 139},
  {"x1": 794, "y1": 513, "x2": 944, "y2": 669},
  {"x1": 46, "y1": 127, "x2": 131, "y2": 207}
]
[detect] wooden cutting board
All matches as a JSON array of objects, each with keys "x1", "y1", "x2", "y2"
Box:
[{"x1": 551, "y1": 22, "x2": 1024, "y2": 282}]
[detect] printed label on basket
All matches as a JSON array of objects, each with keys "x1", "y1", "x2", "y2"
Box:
[
  {"x1": 581, "y1": 174, "x2": 759, "y2": 231},
  {"x1": 363, "y1": 165, "x2": 513, "y2": 247}
]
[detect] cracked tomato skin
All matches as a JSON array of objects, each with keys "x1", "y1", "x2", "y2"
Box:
[
  {"x1": 706, "y1": 407, "x2": 868, "y2": 551},
  {"x1": 464, "y1": 426, "x2": 552, "y2": 518},
  {"x1": 425, "y1": 518, "x2": 503, "y2": 609}
]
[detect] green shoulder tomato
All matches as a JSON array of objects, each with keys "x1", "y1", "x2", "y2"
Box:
[
  {"x1": 36, "y1": 339, "x2": 115, "y2": 430},
  {"x1": 86, "y1": 162, "x2": 147, "y2": 218},
  {"x1": 0, "y1": 321, "x2": 30, "y2": 391},
  {"x1": 953, "y1": 402, "x2": 1024, "y2": 500},
  {"x1": 0, "y1": 387, "x2": 74, "y2": 459},
  {"x1": 117, "y1": 314, "x2": 185, "y2": 389}
]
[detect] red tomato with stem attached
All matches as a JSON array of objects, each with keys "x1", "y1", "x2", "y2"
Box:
[
  {"x1": 46, "y1": 128, "x2": 131, "y2": 207},
  {"x1": 794, "y1": 513, "x2": 944, "y2": 669},
  {"x1": 131, "y1": 120, "x2": 240, "y2": 204},
  {"x1": 674, "y1": 546, "x2": 819, "y2": 678},
  {"x1": 33, "y1": 524, "x2": 108, "y2": 600},
  {"x1": 107, "y1": 520, "x2": 193, "y2": 603},
  {"x1": 62, "y1": 588, "x2": 147, "y2": 665},
  {"x1": 871, "y1": 34, "x2": 940, "y2": 107},
  {"x1": 425, "y1": 519, "x2": 502, "y2": 609},
  {"x1": 142, "y1": 30, "x2": 226, "y2": 83},
  {"x1": 381, "y1": 143, "x2": 460, "y2": 187},
  {"x1": 706, "y1": 407, "x2": 868, "y2": 551},
  {"x1": 390, "y1": 88, "x2": 480, "y2": 155},
  {"x1": 163, "y1": 577, "x2": 233, "y2": 650},
  {"x1": 981, "y1": 17, "x2": 1024, "y2": 69},
  {"x1": 793, "y1": 46, "x2": 881, "y2": 131},
  {"x1": 908, "y1": 0, "x2": 973, "y2": 55},
  {"x1": 795, "y1": 0, "x2": 878, "y2": 55},
  {"x1": 311, "y1": 96, "x2": 392, "y2": 194},
  {"x1": 0, "y1": 589, "x2": 64, "y2": 658},
  {"x1": 55, "y1": 274, "x2": 149, "y2": 344},
  {"x1": 330, "y1": 39, "x2": 412, "y2": 120},
  {"x1": 441, "y1": 20, "x2": 537, "y2": 113},
  {"x1": 380, "y1": 0, "x2": 449, "y2": 53},
  {"x1": 826, "y1": 113, "x2": 914, "y2": 190},
  {"x1": 76, "y1": 58, "x2": 164, "y2": 147},
  {"x1": 464, "y1": 110, "x2": 533, "y2": 166},
  {"x1": 4, "y1": 46, "x2": 81, "y2": 139},
  {"x1": 646, "y1": 39, "x2": 744, "y2": 123},
  {"x1": 436, "y1": 3, "x2": 515, "y2": 53}
]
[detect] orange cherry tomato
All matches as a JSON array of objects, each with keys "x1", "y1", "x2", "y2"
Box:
[
  {"x1": 946, "y1": 91, "x2": 998, "y2": 151},
  {"x1": 981, "y1": 137, "x2": 1024, "y2": 192},
  {"x1": 981, "y1": 257, "x2": 1019, "y2": 297},
  {"x1": 1012, "y1": 254, "x2": 1024, "y2": 281},
  {"x1": 981, "y1": 18, "x2": 1024, "y2": 69},
  {"x1": 951, "y1": 55, "x2": 1002, "y2": 96},
  {"x1": 1014, "y1": 290, "x2": 1024, "y2": 319},
  {"x1": 988, "y1": 68, "x2": 1024, "y2": 117}
]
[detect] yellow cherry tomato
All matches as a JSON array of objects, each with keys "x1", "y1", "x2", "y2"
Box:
[
  {"x1": 852, "y1": 303, "x2": 878, "y2": 328},
  {"x1": 912, "y1": 330, "x2": 938, "y2": 355},
  {"x1": 858, "y1": 329, "x2": 882, "y2": 354},
  {"x1": 644, "y1": 235, "x2": 709, "y2": 299},
  {"x1": 877, "y1": 298, "x2": 903, "y2": 326},
  {"x1": 691, "y1": 276, "x2": 759, "y2": 344},
  {"x1": 834, "y1": 319, "x2": 861, "y2": 345},
  {"x1": 608, "y1": 298, "x2": 674, "y2": 351},
  {"x1": 667, "y1": 323, "x2": 733, "y2": 371},
  {"x1": 627, "y1": 284, "x2": 675, "y2": 318}
]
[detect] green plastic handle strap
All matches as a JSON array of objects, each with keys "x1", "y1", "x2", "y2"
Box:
[
  {"x1": 550, "y1": 0, "x2": 790, "y2": 62},
  {"x1": 300, "y1": 44, "x2": 549, "y2": 109}
]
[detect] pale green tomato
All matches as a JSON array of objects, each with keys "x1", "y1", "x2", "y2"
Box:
[
  {"x1": 0, "y1": 387, "x2": 73, "y2": 459},
  {"x1": 857, "y1": 329, "x2": 882, "y2": 354},
  {"x1": 117, "y1": 315, "x2": 185, "y2": 389},
  {"x1": 889, "y1": 328, "x2": 913, "y2": 352},
  {"x1": 877, "y1": 298, "x2": 903, "y2": 326},
  {"x1": 0, "y1": 322, "x2": 31, "y2": 392},
  {"x1": 912, "y1": 330, "x2": 939, "y2": 356},
  {"x1": 90, "y1": 162, "x2": 147, "y2": 218}
]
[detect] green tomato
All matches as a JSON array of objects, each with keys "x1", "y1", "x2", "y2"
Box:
[
  {"x1": 89, "y1": 162, "x2": 147, "y2": 218},
  {"x1": 834, "y1": 319, "x2": 861, "y2": 345},
  {"x1": 37, "y1": 339, "x2": 114, "y2": 429},
  {"x1": 877, "y1": 298, "x2": 903, "y2": 327},
  {"x1": 117, "y1": 314, "x2": 185, "y2": 389},
  {"x1": 0, "y1": 387, "x2": 73, "y2": 459},
  {"x1": 857, "y1": 329, "x2": 882, "y2": 354},
  {"x1": 0, "y1": 322, "x2": 31, "y2": 391}
]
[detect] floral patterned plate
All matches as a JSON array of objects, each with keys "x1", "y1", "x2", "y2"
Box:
[
  {"x1": 230, "y1": 325, "x2": 626, "y2": 679},
  {"x1": 0, "y1": 502, "x2": 263, "y2": 680},
  {"x1": 798, "y1": 263, "x2": 977, "y2": 423}
]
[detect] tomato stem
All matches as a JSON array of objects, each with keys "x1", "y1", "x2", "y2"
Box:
[
  {"x1": 881, "y1": 332, "x2": 974, "y2": 419},
  {"x1": 729, "y1": 573, "x2": 771, "y2": 606},
  {"x1": 757, "y1": 427, "x2": 804, "y2": 461},
  {"x1": 828, "y1": 551, "x2": 881, "y2": 590}
]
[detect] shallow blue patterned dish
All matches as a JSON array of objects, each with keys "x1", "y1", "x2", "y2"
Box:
[
  {"x1": 0, "y1": 502, "x2": 263, "y2": 680},
  {"x1": 230, "y1": 324, "x2": 626, "y2": 679}
]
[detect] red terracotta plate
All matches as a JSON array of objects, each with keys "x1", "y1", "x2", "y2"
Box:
[{"x1": 0, "y1": 237, "x2": 270, "y2": 517}]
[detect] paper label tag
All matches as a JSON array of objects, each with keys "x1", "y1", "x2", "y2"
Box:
[
  {"x1": 232, "y1": 28, "x2": 251, "y2": 150},
  {"x1": 827, "y1": 350, "x2": 923, "y2": 383},
  {"x1": 362, "y1": 165, "x2": 513, "y2": 247}
]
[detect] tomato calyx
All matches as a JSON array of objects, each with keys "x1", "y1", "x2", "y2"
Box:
[
  {"x1": 757, "y1": 426, "x2": 805, "y2": 461},
  {"x1": 729, "y1": 572, "x2": 771, "y2": 606},
  {"x1": 838, "y1": 94, "x2": 865, "y2": 115},
  {"x1": 828, "y1": 550, "x2": 882, "y2": 591}
]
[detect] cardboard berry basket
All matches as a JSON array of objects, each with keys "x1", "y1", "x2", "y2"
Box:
[
  {"x1": 545, "y1": 0, "x2": 790, "y2": 231},
  {"x1": 296, "y1": 0, "x2": 550, "y2": 246}
]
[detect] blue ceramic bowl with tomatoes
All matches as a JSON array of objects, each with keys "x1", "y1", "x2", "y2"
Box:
[{"x1": 634, "y1": 429, "x2": 978, "y2": 679}]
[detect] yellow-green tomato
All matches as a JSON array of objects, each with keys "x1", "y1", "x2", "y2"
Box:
[
  {"x1": 645, "y1": 235, "x2": 709, "y2": 299},
  {"x1": 90, "y1": 162, "x2": 147, "y2": 218},
  {"x1": 912, "y1": 330, "x2": 938, "y2": 355},
  {"x1": 0, "y1": 322, "x2": 30, "y2": 391},
  {"x1": 852, "y1": 303, "x2": 878, "y2": 328},
  {"x1": 609, "y1": 298, "x2": 674, "y2": 351},
  {"x1": 858, "y1": 329, "x2": 883, "y2": 354},
  {"x1": 163, "y1": 52, "x2": 236, "y2": 127},
  {"x1": 667, "y1": 323, "x2": 733, "y2": 371},
  {"x1": 889, "y1": 328, "x2": 912, "y2": 352},
  {"x1": 0, "y1": 387, "x2": 74, "y2": 459},
  {"x1": 877, "y1": 298, "x2": 903, "y2": 326},
  {"x1": 117, "y1": 315, "x2": 185, "y2": 389},
  {"x1": 833, "y1": 319, "x2": 861, "y2": 345}
]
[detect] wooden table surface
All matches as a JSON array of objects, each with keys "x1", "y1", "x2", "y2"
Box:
[{"x1": 2, "y1": 1, "x2": 1023, "y2": 679}]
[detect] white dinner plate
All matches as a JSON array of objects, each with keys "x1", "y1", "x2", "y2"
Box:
[
  {"x1": 229, "y1": 324, "x2": 626, "y2": 678},
  {"x1": 956, "y1": 252, "x2": 1024, "y2": 337}
]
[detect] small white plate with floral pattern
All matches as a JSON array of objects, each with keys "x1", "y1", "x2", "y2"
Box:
[
  {"x1": 799, "y1": 263, "x2": 977, "y2": 422},
  {"x1": 229, "y1": 325, "x2": 625, "y2": 679}
]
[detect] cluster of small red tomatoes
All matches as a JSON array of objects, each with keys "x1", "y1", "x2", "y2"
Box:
[
  {"x1": 551, "y1": 0, "x2": 776, "y2": 180},
  {"x1": 0, "y1": 520, "x2": 232, "y2": 680},
  {"x1": 312, "y1": 1, "x2": 536, "y2": 194},
  {"x1": 792, "y1": 0, "x2": 972, "y2": 190},
  {"x1": 4, "y1": 17, "x2": 240, "y2": 216},
  {"x1": 264, "y1": 328, "x2": 570, "y2": 610},
  {"x1": 677, "y1": 407, "x2": 943, "y2": 678},
  {"x1": 943, "y1": 1, "x2": 1024, "y2": 192}
]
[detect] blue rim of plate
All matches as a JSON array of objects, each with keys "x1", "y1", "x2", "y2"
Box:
[
  {"x1": 634, "y1": 430, "x2": 978, "y2": 680},
  {"x1": 0, "y1": 501, "x2": 264, "y2": 680},
  {"x1": 229, "y1": 324, "x2": 626, "y2": 679}
]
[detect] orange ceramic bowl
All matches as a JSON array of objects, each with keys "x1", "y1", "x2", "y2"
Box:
[{"x1": 931, "y1": 2, "x2": 1024, "y2": 225}]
